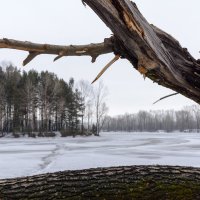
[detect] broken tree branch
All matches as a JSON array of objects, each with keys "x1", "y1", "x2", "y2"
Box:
[
  {"x1": 1, "y1": 0, "x2": 200, "y2": 105},
  {"x1": 91, "y1": 54, "x2": 120, "y2": 84},
  {"x1": 83, "y1": 0, "x2": 200, "y2": 105},
  {"x1": 0, "y1": 37, "x2": 114, "y2": 65},
  {"x1": 153, "y1": 93, "x2": 179, "y2": 105}
]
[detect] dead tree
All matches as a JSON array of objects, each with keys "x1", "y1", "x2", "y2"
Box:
[
  {"x1": 0, "y1": 0, "x2": 200, "y2": 104},
  {"x1": 1, "y1": 0, "x2": 200, "y2": 199}
]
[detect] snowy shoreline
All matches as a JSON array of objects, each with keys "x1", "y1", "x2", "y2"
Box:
[{"x1": 1, "y1": 130, "x2": 200, "y2": 139}]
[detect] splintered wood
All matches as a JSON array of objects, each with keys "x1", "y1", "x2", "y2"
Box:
[{"x1": 123, "y1": 11, "x2": 144, "y2": 38}]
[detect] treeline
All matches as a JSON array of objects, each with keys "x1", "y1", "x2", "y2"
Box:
[
  {"x1": 3, "y1": 65, "x2": 199, "y2": 136},
  {"x1": 104, "y1": 106, "x2": 200, "y2": 132},
  {"x1": 0, "y1": 65, "x2": 108, "y2": 137}
]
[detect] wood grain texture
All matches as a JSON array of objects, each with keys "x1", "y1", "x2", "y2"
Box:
[
  {"x1": 84, "y1": 0, "x2": 200, "y2": 104},
  {"x1": 0, "y1": 0, "x2": 200, "y2": 104}
]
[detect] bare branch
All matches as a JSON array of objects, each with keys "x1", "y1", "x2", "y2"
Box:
[
  {"x1": 91, "y1": 54, "x2": 120, "y2": 84},
  {"x1": 53, "y1": 55, "x2": 63, "y2": 62},
  {"x1": 23, "y1": 52, "x2": 40, "y2": 66},
  {"x1": 0, "y1": 37, "x2": 114, "y2": 65},
  {"x1": 81, "y1": 0, "x2": 87, "y2": 7},
  {"x1": 83, "y1": 0, "x2": 200, "y2": 105},
  {"x1": 153, "y1": 93, "x2": 178, "y2": 105}
]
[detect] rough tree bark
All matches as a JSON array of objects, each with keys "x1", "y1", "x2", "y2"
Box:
[
  {"x1": 1, "y1": 0, "x2": 200, "y2": 199},
  {"x1": 1, "y1": 166, "x2": 200, "y2": 199},
  {"x1": 0, "y1": 38, "x2": 113, "y2": 65},
  {"x1": 83, "y1": 0, "x2": 200, "y2": 104},
  {"x1": 0, "y1": 0, "x2": 200, "y2": 104}
]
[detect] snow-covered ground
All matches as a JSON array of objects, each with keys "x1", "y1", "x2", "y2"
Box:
[{"x1": 1, "y1": 132, "x2": 200, "y2": 179}]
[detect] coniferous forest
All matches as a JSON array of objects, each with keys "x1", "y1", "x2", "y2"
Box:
[
  {"x1": 1, "y1": 65, "x2": 200, "y2": 138},
  {"x1": 0, "y1": 65, "x2": 108, "y2": 137}
]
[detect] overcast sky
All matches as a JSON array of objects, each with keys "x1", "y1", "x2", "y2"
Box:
[{"x1": 0, "y1": 0, "x2": 199, "y2": 116}]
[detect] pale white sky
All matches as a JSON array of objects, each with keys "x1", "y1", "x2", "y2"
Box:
[{"x1": 0, "y1": 0, "x2": 199, "y2": 116}]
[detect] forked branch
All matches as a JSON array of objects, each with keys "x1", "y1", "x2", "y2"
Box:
[
  {"x1": 0, "y1": 37, "x2": 114, "y2": 66},
  {"x1": 1, "y1": 0, "x2": 200, "y2": 105},
  {"x1": 83, "y1": 0, "x2": 200, "y2": 105}
]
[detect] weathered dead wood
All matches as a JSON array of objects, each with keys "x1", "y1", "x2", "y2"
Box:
[
  {"x1": 0, "y1": 38, "x2": 113, "y2": 65},
  {"x1": 92, "y1": 54, "x2": 120, "y2": 83},
  {"x1": 83, "y1": 0, "x2": 200, "y2": 104},
  {"x1": 153, "y1": 93, "x2": 178, "y2": 105},
  {"x1": 0, "y1": 1, "x2": 199, "y2": 105},
  {"x1": 1, "y1": 165, "x2": 200, "y2": 199}
]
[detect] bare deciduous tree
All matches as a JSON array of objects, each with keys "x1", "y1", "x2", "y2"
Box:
[
  {"x1": 192, "y1": 105, "x2": 200, "y2": 132},
  {"x1": 0, "y1": 80, "x2": 5, "y2": 136},
  {"x1": 77, "y1": 80, "x2": 94, "y2": 134},
  {"x1": 93, "y1": 81, "x2": 108, "y2": 136}
]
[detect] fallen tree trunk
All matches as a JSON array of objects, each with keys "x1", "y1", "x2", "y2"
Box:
[{"x1": 1, "y1": 165, "x2": 200, "y2": 199}]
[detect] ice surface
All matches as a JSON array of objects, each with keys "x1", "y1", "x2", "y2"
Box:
[{"x1": 1, "y1": 132, "x2": 200, "y2": 179}]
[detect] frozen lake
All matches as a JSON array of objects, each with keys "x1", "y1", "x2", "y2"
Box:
[{"x1": 1, "y1": 132, "x2": 200, "y2": 179}]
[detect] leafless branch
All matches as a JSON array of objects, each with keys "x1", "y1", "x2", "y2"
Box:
[
  {"x1": 153, "y1": 93, "x2": 178, "y2": 105},
  {"x1": 91, "y1": 54, "x2": 120, "y2": 84},
  {"x1": 0, "y1": 37, "x2": 114, "y2": 66}
]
